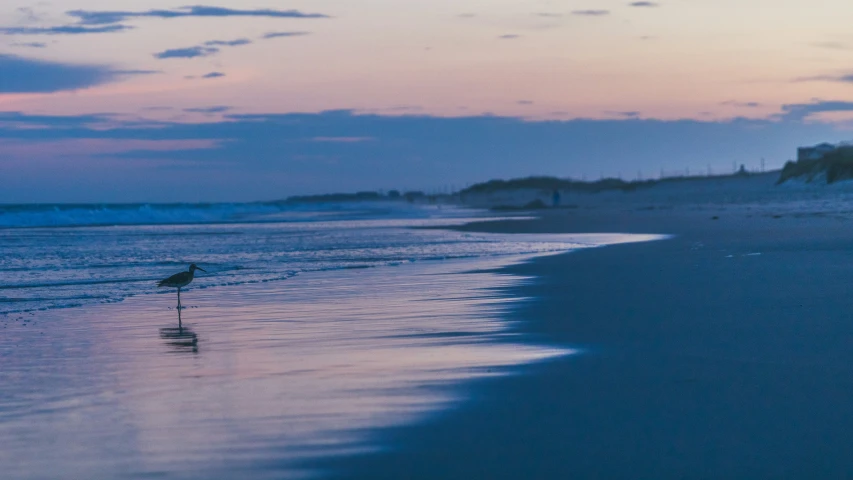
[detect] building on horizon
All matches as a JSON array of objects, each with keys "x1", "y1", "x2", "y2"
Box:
[{"x1": 797, "y1": 143, "x2": 837, "y2": 162}]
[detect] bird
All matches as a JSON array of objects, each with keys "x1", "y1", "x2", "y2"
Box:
[{"x1": 157, "y1": 264, "x2": 206, "y2": 322}]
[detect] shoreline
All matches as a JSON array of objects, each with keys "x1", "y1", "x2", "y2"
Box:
[
  {"x1": 1, "y1": 248, "x2": 592, "y2": 480},
  {"x1": 9, "y1": 182, "x2": 853, "y2": 477},
  {"x1": 319, "y1": 199, "x2": 853, "y2": 478}
]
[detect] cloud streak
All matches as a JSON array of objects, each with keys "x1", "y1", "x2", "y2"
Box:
[
  {"x1": 184, "y1": 106, "x2": 232, "y2": 113},
  {"x1": 114, "y1": 70, "x2": 161, "y2": 77},
  {"x1": 308, "y1": 136, "x2": 375, "y2": 143},
  {"x1": 721, "y1": 101, "x2": 762, "y2": 108},
  {"x1": 0, "y1": 6, "x2": 328, "y2": 37},
  {"x1": 0, "y1": 138, "x2": 221, "y2": 158},
  {"x1": 66, "y1": 6, "x2": 330, "y2": 25},
  {"x1": 154, "y1": 46, "x2": 219, "y2": 59},
  {"x1": 571, "y1": 10, "x2": 610, "y2": 16},
  {"x1": 608, "y1": 110, "x2": 641, "y2": 118},
  {"x1": 780, "y1": 100, "x2": 853, "y2": 121},
  {"x1": 262, "y1": 31, "x2": 310, "y2": 40},
  {"x1": 153, "y1": 38, "x2": 253, "y2": 59},
  {"x1": 0, "y1": 24, "x2": 131, "y2": 35},
  {"x1": 205, "y1": 38, "x2": 252, "y2": 47},
  {"x1": 0, "y1": 54, "x2": 123, "y2": 93},
  {"x1": 794, "y1": 73, "x2": 853, "y2": 83}
]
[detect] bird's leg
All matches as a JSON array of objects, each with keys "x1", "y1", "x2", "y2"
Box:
[{"x1": 177, "y1": 288, "x2": 182, "y2": 328}]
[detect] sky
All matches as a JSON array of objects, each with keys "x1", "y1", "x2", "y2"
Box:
[{"x1": 1, "y1": 0, "x2": 853, "y2": 202}]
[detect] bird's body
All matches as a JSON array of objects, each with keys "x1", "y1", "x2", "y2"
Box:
[
  {"x1": 157, "y1": 270, "x2": 196, "y2": 289},
  {"x1": 157, "y1": 264, "x2": 206, "y2": 325}
]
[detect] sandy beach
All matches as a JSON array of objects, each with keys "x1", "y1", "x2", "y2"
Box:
[
  {"x1": 319, "y1": 173, "x2": 853, "y2": 478},
  {"x1": 7, "y1": 173, "x2": 853, "y2": 478},
  {"x1": 10, "y1": 0, "x2": 853, "y2": 477}
]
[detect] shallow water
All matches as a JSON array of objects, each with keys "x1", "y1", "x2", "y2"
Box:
[
  {"x1": 0, "y1": 256, "x2": 561, "y2": 479},
  {"x1": 1, "y1": 204, "x2": 561, "y2": 314},
  {"x1": 0, "y1": 204, "x2": 663, "y2": 479}
]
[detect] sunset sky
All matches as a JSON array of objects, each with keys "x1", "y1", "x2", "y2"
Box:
[{"x1": 2, "y1": 0, "x2": 853, "y2": 202}]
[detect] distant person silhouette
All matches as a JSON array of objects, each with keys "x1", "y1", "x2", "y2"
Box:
[{"x1": 552, "y1": 189, "x2": 561, "y2": 207}]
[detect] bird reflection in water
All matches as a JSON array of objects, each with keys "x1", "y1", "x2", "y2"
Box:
[{"x1": 159, "y1": 325, "x2": 198, "y2": 354}]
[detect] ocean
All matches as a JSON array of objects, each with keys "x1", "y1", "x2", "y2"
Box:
[
  {"x1": 0, "y1": 202, "x2": 660, "y2": 479},
  {"x1": 1, "y1": 202, "x2": 587, "y2": 315}
]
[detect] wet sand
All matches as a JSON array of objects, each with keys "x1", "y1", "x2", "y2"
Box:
[
  {"x1": 1, "y1": 253, "x2": 584, "y2": 480},
  {"x1": 322, "y1": 183, "x2": 853, "y2": 478}
]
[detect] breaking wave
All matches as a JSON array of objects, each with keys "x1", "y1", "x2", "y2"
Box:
[{"x1": 0, "y1": 202, "x2": 464, "y2": 229}]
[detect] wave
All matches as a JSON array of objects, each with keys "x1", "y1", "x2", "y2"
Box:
[
  {"x1": 0, "y1": 202, "x2": 449, "y2": 229},
  {"x1": 0, "y1": 248, "x2": 574, "y2": 315}
]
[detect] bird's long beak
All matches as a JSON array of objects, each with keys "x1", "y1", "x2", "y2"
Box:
[{"x1": 196, "y1": 267, "x2": 207, "y2": 273}]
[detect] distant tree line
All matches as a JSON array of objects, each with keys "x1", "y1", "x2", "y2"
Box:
[
  {"x1": 459, "y1": 170, "x2": 756, "y2": 196},
  {"x1": 282, "y1": 190, "x2": 427, "y2": 204}
]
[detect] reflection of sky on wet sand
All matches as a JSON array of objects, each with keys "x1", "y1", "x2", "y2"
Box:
[
  {"x1": 0, "y1": 234, "x2": 660, "y2": 479},
  {"x1": 0, "y1": 253, "x2": 570, "y2": 478}
]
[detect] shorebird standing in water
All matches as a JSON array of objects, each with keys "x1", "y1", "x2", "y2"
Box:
[{"x1": 157, "y1": 264, "x2": 206, "y2": 324}]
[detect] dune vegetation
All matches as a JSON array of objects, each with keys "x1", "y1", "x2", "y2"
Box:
[{"x1": 459, "y1": 170, "x2": 756, "y2": 196}]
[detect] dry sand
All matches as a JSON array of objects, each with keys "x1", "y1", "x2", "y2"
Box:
[{"x1": 321, "y1": 172, "x2": 853, "y2": 478}]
